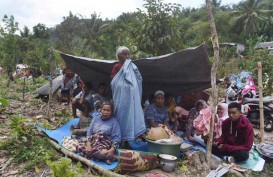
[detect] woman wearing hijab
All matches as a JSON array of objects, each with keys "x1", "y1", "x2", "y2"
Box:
[
  {"x1": 194, "y1": 102, "x2": 228, "y2": 143},
  {"x1": 214, "y1": 103, "x2": 229, "y2": 139},
  {"x1": 185, "y1": 100, "x2": 208, "y2": 141}
]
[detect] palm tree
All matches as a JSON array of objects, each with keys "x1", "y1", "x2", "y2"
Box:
[{"x1": 232, "y1": 0, "x2": 273, "y2": 36}]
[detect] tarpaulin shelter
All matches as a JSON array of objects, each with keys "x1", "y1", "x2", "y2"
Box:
[
  {"x1": 57, "y1": 44, "x2": 212, "y2": 96},
  {"x1": 33, "y1": 75, "x2": 63, "y2": 95}
]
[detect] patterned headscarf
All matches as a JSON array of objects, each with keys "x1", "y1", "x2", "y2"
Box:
[{"x1": 193, "y1": 99, "x2": 208, "y2": 118}]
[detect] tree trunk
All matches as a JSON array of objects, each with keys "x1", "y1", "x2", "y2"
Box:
[{"x1": 205, "y1": 0, "x2": 220, "y2": 164}]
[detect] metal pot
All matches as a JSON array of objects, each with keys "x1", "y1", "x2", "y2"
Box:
[{"x1": 159, "y1": 154, "x2": 177, "y2": 173}]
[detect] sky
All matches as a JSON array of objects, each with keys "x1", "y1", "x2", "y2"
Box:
[{"x1": 0, "y1": 0, "x2": 242, "y2": 31}]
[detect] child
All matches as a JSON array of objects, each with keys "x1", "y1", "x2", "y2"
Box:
[{"x1": 77, "y1": 101, "x2": 121, "y2": 164}]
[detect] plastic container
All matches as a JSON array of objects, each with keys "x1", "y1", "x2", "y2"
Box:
[{"x1": 146, "y1": 139, "x2": 182, "y2": 157}]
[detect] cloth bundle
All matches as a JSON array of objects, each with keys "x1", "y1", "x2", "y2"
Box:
[
  {"x1": 255, "y1": 143, "x2": 273, "y2": 159},
  {"x1": 62, "y1": 136, "x2": 79, "y2": 152},
  {"x1": 76, "y1": 133, "x2": 112, "y2": 159}
]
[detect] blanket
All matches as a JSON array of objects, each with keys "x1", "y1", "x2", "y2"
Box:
[
  {"x1": 182, "y1": 137, "x2": 265, "y2": 171},
  {"x1": 111, "y1": 59, "x2": 146, "y2": 141},
  {"x1": 35, "y1": 118, "x2": 118, "y2": 170},
  {"x1": 36, "y1": 118, "x2": 158, "y2": 172}
]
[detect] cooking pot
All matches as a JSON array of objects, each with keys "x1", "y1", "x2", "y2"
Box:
[{"x1": 159, "y1": 154, "x2": 177, "y2": 173}]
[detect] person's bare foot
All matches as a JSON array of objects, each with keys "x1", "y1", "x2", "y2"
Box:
[{"x1": 106, "y1": 159, "x2": 112, "y2": 165}]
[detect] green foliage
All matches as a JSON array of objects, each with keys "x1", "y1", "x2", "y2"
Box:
[
  {"x1": 242, "y1": 49, "x2": 273, "y2": 93},
  {"x1": 0, "y1": 97, "x2": 9, "y2": 106},
  {"x1": 135, "y1": 0, "x2": 184, "y2": 55},
  {"x1": 33, "y1": 23, "x2": 50, "y2": 39},
  {"x1": 55, "y1": 109, "x2": 70, "y2": 118},
  {"x1": 178, "y1": 159, "x2": 189, "y2": 172},
  {"x1": 46, "y1": 157, "x2": 85, "y2": 177},
  {"x1": 0, "y1": 97, "x2": 9, "y2": 113},
  {"x1": 0, "y1": 0, "x2": 273, "y2": 92},
  {"x1": 15, "y1": 77, "x2": 47, "y2": 93},
  {"x1": 0, "y1": 114, "x2": 59, "y2": 171},
  {"x1": 232, "y1": 0, "x2": 273, "y2": 37},
  {"x1": 2, "y1": 15, "x2": 19, "y2": 35}
]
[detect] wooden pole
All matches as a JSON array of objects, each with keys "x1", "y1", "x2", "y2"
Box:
[
  {"x1": 205, "y1": 0, "x2": 220, "y2": 164},
  {"x1": 23, "y1": 77, "x2": 26, "y2": 100},
  {"x1": 48, "y1": 139, "x2": 125, "y2": 177},
  {"x1": 46, "y1": 48, "x2": 53, "y2": 117},
  {"x1": 257, "y1": 62, "x2": 264, "y2": 143}
]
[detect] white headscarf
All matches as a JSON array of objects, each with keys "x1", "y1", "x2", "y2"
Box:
[{"x1": 217, "y1": 103, "x2": 229, "y2": 121}]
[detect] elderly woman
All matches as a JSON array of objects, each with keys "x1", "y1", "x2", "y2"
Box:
[{"x1": 110, "y1": 46, "x2": 146, "y2": 143}]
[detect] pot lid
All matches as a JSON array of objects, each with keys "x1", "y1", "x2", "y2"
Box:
[{"x1": 159, "y1": 154, "x2": 177, "y2": 160}]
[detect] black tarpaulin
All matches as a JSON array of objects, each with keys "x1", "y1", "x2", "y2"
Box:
[{"x1": 58, "y1": 44, "x2": 211, "y2": 96}]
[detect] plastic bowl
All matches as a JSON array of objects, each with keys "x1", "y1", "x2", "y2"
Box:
[{"x1": 146, "y1": 138, "x2": 182, "y2": 157}]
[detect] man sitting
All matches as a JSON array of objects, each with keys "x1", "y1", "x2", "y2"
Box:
[
  {"x1": 72, "y1": 82, "x2": 94, "y2": 128},
  {"x1": 213, "y1": 102, "x2": 254, "y2": 163},
  {"x1": 145, "y1": 90, "x2": 170, "y2": 129}
]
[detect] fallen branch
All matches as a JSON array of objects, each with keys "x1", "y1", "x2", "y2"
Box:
[
  {"x1": 48, "y1": 139, "x2": 124, "y2": 177},
  {"x1": 0, "y1": 157, "x2": 14, "y2": 174},
  {"x1": 226, "y1": 169, "x2": 244, "y2": 177}
]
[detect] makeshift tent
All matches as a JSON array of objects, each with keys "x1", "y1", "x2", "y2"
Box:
[{"x1": 58, "y1": 44, "x2": 211, "y2": 96}]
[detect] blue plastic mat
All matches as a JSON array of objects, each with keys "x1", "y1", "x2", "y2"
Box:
[{"x1": 35, "y1": 118, "x2": 119, "y2": 170}]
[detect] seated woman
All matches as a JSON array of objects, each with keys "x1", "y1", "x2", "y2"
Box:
[
  {"x1": 77, "y1": 101, "x2": 121, "y2": 164},
  {"x1": 145, "y1": 90, "x2": 170, "y2": 129},
  {"x1": 185, "y1": 100, "x2": 208, "y2": 142},
  {"x1": 195, "y1": 102, "x2": 229, "y2": 143},
  {"x1": 214, "y1": 103, "x2": 229, "y2": 139}
]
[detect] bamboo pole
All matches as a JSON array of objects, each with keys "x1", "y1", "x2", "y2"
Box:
[
  {"x1": 257, "y1": 62, "x2": 264, "y2": 143},
  {"x1": 48, "y1": 139, "x2": 124, "y2": 177},
  {"x1": 205, "y1": 0, "x2": 220, "y2": 164}
]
